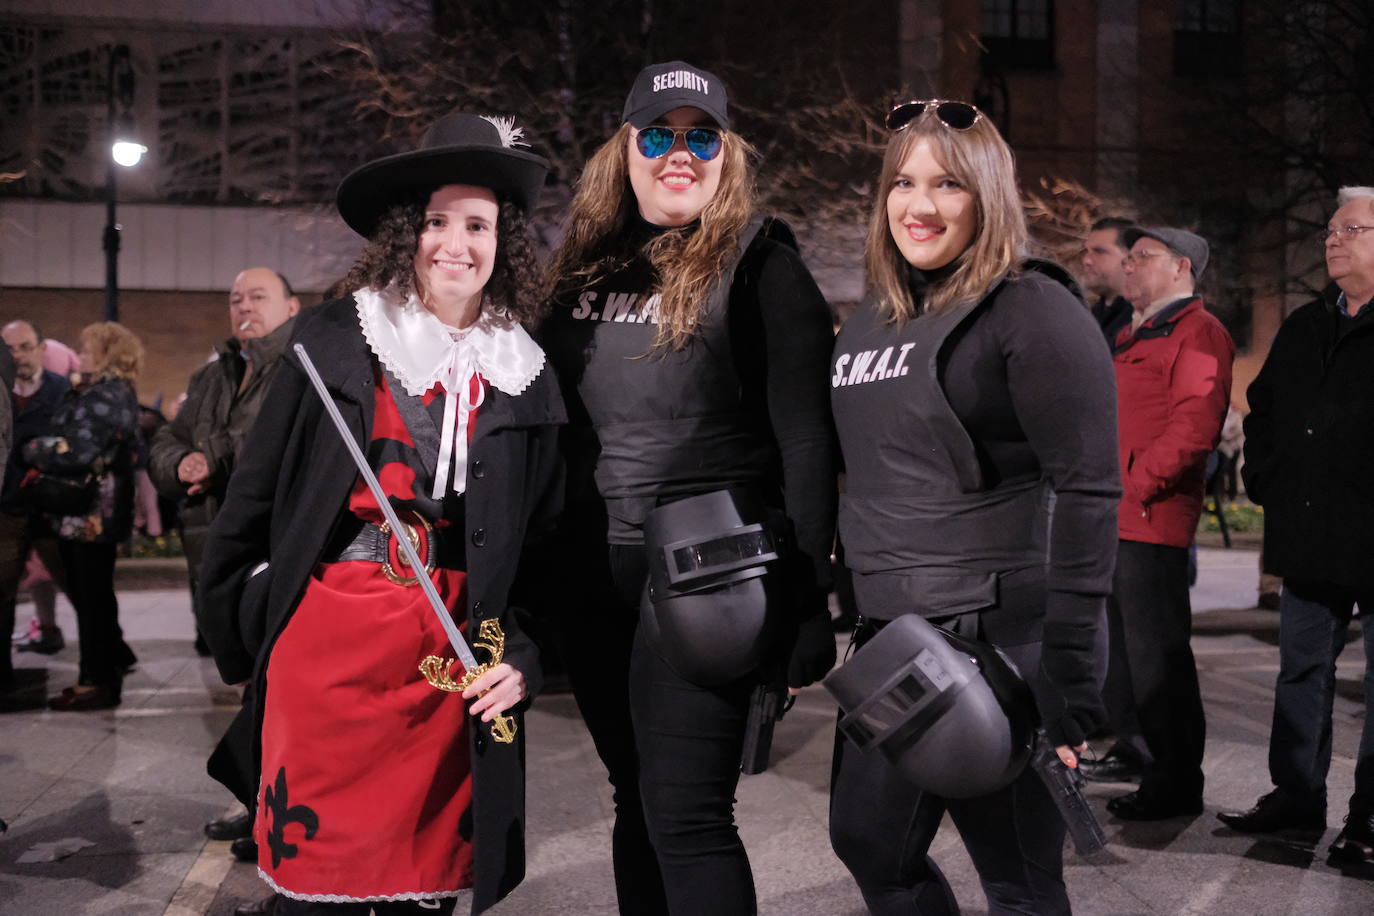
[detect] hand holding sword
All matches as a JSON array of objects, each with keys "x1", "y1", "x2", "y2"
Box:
[{"x1": 293, "y1": 343, "x2": 521, "y2": 743}]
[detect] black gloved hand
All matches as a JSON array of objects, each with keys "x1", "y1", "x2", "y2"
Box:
[
  {"x1": 787, "y1": 608, "x2": 837, "y2": 688},
  {"x1": 1035, "y1": 614, "x2": 1107, "y2": 747}
]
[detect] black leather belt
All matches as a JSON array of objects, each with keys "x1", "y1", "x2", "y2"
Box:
[{"x1": 324, "y1": 514, "x2": 466, "y2": 583}]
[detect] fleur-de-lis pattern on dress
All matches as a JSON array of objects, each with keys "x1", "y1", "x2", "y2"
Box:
[{"x1": 263, "y1": 766, "x2": 320, "y2": 869}]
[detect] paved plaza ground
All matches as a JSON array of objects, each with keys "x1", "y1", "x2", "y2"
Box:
[{"x1": 2, "y1": 547, "x2": 1372, "y2": 915}]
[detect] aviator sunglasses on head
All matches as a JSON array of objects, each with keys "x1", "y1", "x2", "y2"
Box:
[
  {"x1": 634, "y1": 125, "x2": 724, "y2": 162},
  {"x1": 885, "y1": 99, "x2": 982, "y2": 132}
]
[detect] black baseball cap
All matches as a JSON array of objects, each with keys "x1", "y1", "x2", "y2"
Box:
[{"x1": 622, "y1": 60, "x2": 730, "y2": 130}]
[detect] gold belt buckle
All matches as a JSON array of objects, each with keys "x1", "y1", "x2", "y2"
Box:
[{"x1": 379, "y1": 514, "x2": 436, "y2": 586}]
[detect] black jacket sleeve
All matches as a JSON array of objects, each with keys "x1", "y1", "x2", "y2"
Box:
[
  {"x1": 503, "y1": 386, "x2": 567, "y2": 707},
  {"x1": 731, "y1": 237, "x2": 839, "y2": 613},
  {"x1": 998, "y1": 274, "x2": 1120, "y2": 745},
  {"x1": 1241, "y1": 307, "x2": 1306, "y2": 507},
  {"x1": 148, "y1": 363, "x2": 213, "y2": 499},
  {"x1": 194, "y1": 354, "x2": 308, "y2": 684}
]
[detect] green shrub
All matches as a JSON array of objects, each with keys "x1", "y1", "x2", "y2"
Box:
[
  {"x1": 126, "y1": 531, "x2": 185, "y2": 558},
  {"x1": 1198, "y1": 503, "x2": 1263, "y2": 534}
]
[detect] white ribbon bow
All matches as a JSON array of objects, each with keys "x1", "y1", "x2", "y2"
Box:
[
  {"x1": 432, "y1": 345, "x2": 485, "y2": 499},
  {"x1": 353, "y1": 287, "x2": 547, "y2": 499}
]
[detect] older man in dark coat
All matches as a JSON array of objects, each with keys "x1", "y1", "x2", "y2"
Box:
[
  {"x1": 0, "y1": 321, "x2": 65, "y2": 691},
  {"x1": 1220, "y1": 186, "x2": 1374, "y2": 869},
  {"x1": 147, "y1": 267, "x2": 299, "y2": 854},
  {"x1": 149, "y1": 267, "x2": 300, "y2": 646}
]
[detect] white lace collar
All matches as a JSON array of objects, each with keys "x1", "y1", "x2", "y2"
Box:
[
  {"x1": 354, "y1": 286, "x2": 545, "y2": 497},
  {"x1": 354, "y1": 286, "x2": 544, "y2": 397}
]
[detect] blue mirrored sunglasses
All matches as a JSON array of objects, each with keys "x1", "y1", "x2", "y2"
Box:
[{"x1": 635, "y1": 126, "x2": 723, "y2": 162}]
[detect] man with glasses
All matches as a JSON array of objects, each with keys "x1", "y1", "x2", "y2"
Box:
[
  {"x1": 1219, "y1": 187, "x2": 1374, "y2": 868},
  {"x1": 0, "y1": 320, "x2": 70, "y2": 692},
  {"x1": 1101, "y1": 227, "x2": 1234, "y2": 821}
]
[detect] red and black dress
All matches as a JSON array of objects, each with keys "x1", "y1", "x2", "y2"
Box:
[{"x1": 255, "y1": 368, "x2": 484, "y2": 905}]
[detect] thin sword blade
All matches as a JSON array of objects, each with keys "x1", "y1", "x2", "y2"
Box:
[{"x1": 293, "y1": 342, "x2": 479, "y2": 671}]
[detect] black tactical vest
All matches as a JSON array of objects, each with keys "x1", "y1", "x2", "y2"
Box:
[
  {"x1": 545, "y1": 218, "x2": 792, "y2": 542},
  {"x1": 830, "y1": 282, "x2": 1050, "y2": 619}
]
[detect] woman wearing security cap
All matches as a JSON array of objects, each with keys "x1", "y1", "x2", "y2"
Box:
[
  {"x1": 195, "y1": 112, "x2": 564, "y2": 915},
  {"x1": 541, "y1": 61, "x2": 838, "y2": 914},
  {"x1": 826, "y1": 100, "x2": 1119, "y2": 914}
]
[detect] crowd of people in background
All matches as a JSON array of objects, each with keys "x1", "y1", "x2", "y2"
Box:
[{"x1": 3, "y1": 61, "x2": 1373, "y2": 915}]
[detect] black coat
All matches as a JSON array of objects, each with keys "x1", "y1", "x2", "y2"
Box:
[
  {"x1": 3, "y1": 369, "x2": 70, "y2": 508},
  {"x1": 1244, "y1": 292, "x2": 1374, "y2": 591},
  {"x1": 196, "y1": 296, "x2": 565, "y2": 913}
]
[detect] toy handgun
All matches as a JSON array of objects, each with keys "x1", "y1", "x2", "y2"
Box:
[
  {"x1": 740, "y1": 676, "x2": 788, "y2": 775},
  {"x1": 1031, "y1": 731, "x2": 1107, "y2": 855}
]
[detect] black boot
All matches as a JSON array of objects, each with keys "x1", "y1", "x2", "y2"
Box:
[{"x1": 204, "y1": 811, "x2": 253, "y2": 840}]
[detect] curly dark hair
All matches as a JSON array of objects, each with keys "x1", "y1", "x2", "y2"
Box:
[{"x1": 334, "y1": 189, "x2": 546, "y2": 326}]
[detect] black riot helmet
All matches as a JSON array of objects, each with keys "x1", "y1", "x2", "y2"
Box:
[
  {"x1": 639, "y1": 488, "x2": 787, "y2": 686},
  {"x1": 823, "y1": 613, "x2": 1036, "y2": 798}
]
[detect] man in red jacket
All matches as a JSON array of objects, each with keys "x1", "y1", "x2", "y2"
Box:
[{"x1": 1100, "y1": 227, "x2": 1235, "y2": 821}]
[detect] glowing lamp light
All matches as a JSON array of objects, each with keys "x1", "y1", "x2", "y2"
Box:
[{"x1": 111, "y1": 140, "x2": 147, "y2": 168}]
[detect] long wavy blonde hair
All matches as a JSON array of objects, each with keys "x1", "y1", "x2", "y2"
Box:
[
  {"x1": 865, "y1": 107, "x2": 1027, "y2": 322},
  {"x1": 79, "y1": 322, "x2": 143, "y2": 382},
  {"x1": 546, "y1": 123, "x2": 757, "y2": 350}
]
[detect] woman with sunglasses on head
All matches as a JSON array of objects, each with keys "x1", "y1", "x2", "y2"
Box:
[
  {"x1": 828, "y1": 100, "x2": 1119, "y2": 914},
  {"x1": 541, "y1": 61, "x2": 838, "y2": 914},
  {"x1": 196, "y1": 113, "x2": 563, "y2": 915}
]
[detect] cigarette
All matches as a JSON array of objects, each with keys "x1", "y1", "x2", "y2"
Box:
[{"x1": 239, "y1": 320, "x2": 252, "y2": 331}]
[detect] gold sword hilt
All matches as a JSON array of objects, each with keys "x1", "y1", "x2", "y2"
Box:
[{"x1": 419, "y1": 619, "x2": 518, "y2": 743}]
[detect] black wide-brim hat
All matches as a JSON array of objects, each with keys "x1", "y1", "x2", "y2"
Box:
[{"x1": 336, "y1": 112, "x2": 550, "y2": 239}]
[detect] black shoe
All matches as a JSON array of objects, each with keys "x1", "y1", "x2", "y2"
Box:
[
  {"x1": 230, "y1": 836, "x2": 258, "y2": 863},
  {"x1": 1217, "y1": 790, "x2": 1326, "y2": 833},
  {"x1": 116, "y1": 641, "x2": 138, "y2": 676},
  {"x1": 1107, "y1": 789, "x2": 1203, "y2": 821},
  {"x1": 1080, "y1": 752, "x2": 1143, "y2": 784},
  {"x1": 204, "y1": 811, "x2": 252, "y2": 841},
  {"x1": 15, "y1": 625, "x2": 65, "y2": 654},
  {"x1": 47, "y1": 683, "x2": 121, "y2": 711},
  {"x1": 1328, "y1": 811, "x2": 1374, "y2": 867},
  {"x1": 234, "y1": 894, "x2": 282, "y2": 916}
]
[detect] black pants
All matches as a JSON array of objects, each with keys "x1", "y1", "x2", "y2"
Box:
[
  {"x1": 0, "y1": 511, "x2": 30, "y2": 681},
  {"x1": 1099, "y1": 568, "x2": 1148, "y2": 765},
  {"x1": 1111, "y1": 539, "x2": 1205, "y2": 800},
  {"x1": 58, "y1": 539, "x2": 135, "y2": 689},
  {"x1": 554, "y1": 541, "x2": 756, "y2": 916},
  {"x1": 1268, "y1": 578, "x2": 1374, "y2": 814},
  {"x1": 828, "y1": 588, "x2": 1070, "y2": 916},
  {"x1": 275, "y1": 896, "x2": 457, "y2": 915}
]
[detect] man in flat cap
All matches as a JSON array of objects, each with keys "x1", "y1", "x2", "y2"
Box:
[{"x1": 1099, "y1": 227, "x2": 1234, "y2": 821}]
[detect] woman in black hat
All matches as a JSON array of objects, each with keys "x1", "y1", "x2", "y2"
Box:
[
  {"x1": 540, "y1": 61, "x2": 838, "y2": 914},
  {"x1": 827, "y1": 100, "x2": 1118, "y2": 914},
  {"x1": 196, "y1": 113, "x2": 565, "y2": 915}
]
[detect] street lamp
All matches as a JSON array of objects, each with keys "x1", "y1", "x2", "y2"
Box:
[{"x1": 104, "y1": 44, "x2": 143, "y2": 322}]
